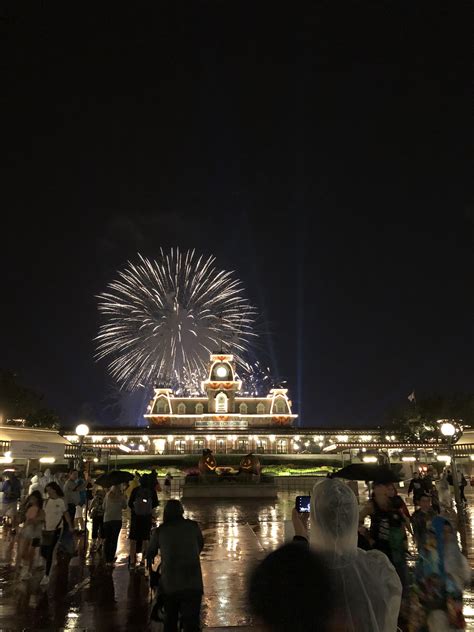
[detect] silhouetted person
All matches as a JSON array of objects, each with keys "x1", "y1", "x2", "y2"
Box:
[
  {"x1": 248, "y1": 543, "x2": 335, "y2": 632},
  {"x1": 147, "y1": 500, "x2": 203, "y2": 632}
]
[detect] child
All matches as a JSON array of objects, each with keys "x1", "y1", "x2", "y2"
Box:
[
  {"x1": 89, "y1": 488, "x2": 105, "y2": 553},
  {"x1": 18, "y1": 491, "x2": 44, "y2": 580}
]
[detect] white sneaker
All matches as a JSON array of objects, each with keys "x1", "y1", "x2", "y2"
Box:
[{"x1": 40, "y1": 575, "x2": 49, "y2": 587}]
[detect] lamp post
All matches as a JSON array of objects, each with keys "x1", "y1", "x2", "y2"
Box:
[
  {"x1": 75, "y1": 423, "x2": 89, "y2": 550},
  {"x1": 439, "y1": 419, "x2": 466, "y2": 548},
  {"x1": 75, "y1": 423, "x2": 90, "y2": 469}
]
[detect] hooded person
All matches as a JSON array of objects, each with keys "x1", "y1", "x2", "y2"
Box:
[
  {"x1": 28, "y1": 474, "x2": 45, "y2": 497},
  {"x1": 307, "y1": 478, "x2": 402, "y2": 632},
  {"x1": 42, "y1": 469, "x2": 53, "y2": 486},
  {"x1": 436, "y1": 471, "x2": 452, "y2": 510}
]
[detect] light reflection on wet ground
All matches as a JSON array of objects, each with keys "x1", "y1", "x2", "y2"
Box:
[{"x1": 0, "y1": 487, "x2": 473, "y2": 630}]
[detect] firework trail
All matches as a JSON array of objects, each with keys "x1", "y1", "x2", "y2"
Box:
[
  {"x1": 238, "y1": 361, "x2": 275, "y2": 396},
  {"x1": 96, "y1": 249, "x2": 256, "y2": 390}
]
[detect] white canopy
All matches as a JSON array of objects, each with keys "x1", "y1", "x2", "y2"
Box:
[{"x1": 0, "y1": 426, "x2": 70, "y2": 459}]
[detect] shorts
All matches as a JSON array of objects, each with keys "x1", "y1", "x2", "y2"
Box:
[
  {"x1": 21, "y1": 523, "x2": 43, "y2": 540},
  {"x1": 129, "y1": 514, "x2": 153, "y2": 541},
  {"x1": 75, "y1": 505, "x2": 86, "y2": 520}
]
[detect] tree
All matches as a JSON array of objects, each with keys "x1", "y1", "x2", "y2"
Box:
[
  {"x1": 0, "y1": 370, "x2": 60, "y2": 429},
  {"x1": 386, "y1": 393, "x2": 474, "y2": 442}
]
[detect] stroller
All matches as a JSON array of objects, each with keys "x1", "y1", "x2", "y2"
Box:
[
  {"x1": 149, "y1": 563, "x2": 165, "y2": 630},
  {"x1": 148, "y1": 564, "x2": 185, "y2": 632}
]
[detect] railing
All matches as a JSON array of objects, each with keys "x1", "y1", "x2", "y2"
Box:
[{"x1": 151, "y1": 448, "x2": 291, "y2": 456}]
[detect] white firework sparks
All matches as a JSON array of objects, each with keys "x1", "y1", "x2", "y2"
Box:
[
  {"x1": 96, "y1": 249, "x2": 257, "y2": 390},
  {"x1": 239, "y1": 361, "x2": 274, "y2": 396}
]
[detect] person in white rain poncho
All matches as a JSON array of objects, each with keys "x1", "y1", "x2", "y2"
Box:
[
  {"x1": 294, "y1": 478, "x2": 402, "y2": 632},
  {"x1": 28, "y1": 473, "x2": 45, "y2": 497}
]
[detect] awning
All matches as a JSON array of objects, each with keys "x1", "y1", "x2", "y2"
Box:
[{"x1": 0, "y1": 427, "x2": 70, "y2": 459}]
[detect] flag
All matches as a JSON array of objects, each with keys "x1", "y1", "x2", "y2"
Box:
[{"x1": 408, "y1": 390, "x2": 416, "y2": 403}]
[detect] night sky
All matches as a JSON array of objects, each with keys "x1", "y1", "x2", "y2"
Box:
[{"x1": 2, "y1": 4, "x2": 472, "y2": 429}]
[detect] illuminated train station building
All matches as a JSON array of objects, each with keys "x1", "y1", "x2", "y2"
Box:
[{"x1": 63, "y1": 354, "x2": 407, "y2": 462}]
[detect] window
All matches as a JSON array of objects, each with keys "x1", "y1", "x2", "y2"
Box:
[
  {"x1": 177, "y1": 403, "x2": 186, "y2": 415},
  {"x1": 155, "y1": 398, "x2": 168, "y2": 414},
  {"x1": 175, "y1": 440, "x2": 186, "y2": 454},
  {"x1": 257, "y1": 402, "x2": 265, "y2": 414},
  {"x1": 216, "y1": 392, "x2": 228, "y2": 413},
  {"x1": 237, "y1": 438, "x2": 249, "y2": 452},
  {"x1": 194, "y1": 439, "x2": 204, "y2": 453},
  {"x1": 239, "y1": 403, "x2": 248, "y2": 414},
  {"x1": 276, "y1": 439, "x2": 288, "y2": 454},
  {"x1": 216, "y1": 439, "x2": 226, "y2": 453},
  {"x1": 275, "y1": 399, "x2": 286, "y2": 414},
  {"x1": 195, "y1": 403, "x2": 204, "y2": 414},
  {"x1": 258, "y1": 439, "x2": 268, "y2": 453}
]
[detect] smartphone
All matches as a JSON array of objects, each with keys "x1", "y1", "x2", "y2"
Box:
[{"x1": 295, "y1": 495, "x2": 311, "y2": 513}]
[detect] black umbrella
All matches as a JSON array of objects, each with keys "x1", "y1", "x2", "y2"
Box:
[
  {"x1": 333, "y1": 464, "x2": 400, "y2": 483},
  {"x1": 95, "y1": 470, "x2": 135, "y2": 487}
]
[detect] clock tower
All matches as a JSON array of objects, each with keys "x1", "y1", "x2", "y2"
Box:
[{"x1": 202, "y1": 354, "x2": 242, "y2": 413}]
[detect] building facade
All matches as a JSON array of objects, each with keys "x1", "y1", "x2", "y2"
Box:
[{"x1": 63, "y1": 354, "x2": 390, "y2": 459}]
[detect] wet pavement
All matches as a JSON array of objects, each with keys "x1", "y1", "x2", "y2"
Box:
[{"x1": 0, "y1": 485, "x2": 473, "y2": 630}]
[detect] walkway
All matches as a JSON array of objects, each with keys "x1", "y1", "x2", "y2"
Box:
[{"x1": 0, "y1": 488, "x2": 472, "y2": 630}]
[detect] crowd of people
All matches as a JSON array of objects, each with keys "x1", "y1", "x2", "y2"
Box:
[
  {"x1": 0, "y1": 468, "x2": 170, "y2": 580},
  {"x1": 0, "y1": 465, "x2": 472, "y2": 631},
  {"x1": 250, "y1": 469, "x2": 472, "y2": 632}
]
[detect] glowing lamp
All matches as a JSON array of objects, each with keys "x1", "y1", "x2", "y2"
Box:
[
  {"x1": 39, "y1": 457, "x2": 55, "y2": 464},
  {"x1": 440, "y1": 422, "x2": 456, "y2": 437},
  {"x1": 215, "y1": 365, "x2": 228, "y2": 378},
  {"x1": 75, "y1": 424, "x2": 90, "y2": 437},
  {"x1": 401, "y1": 457, "x2": 416, "y2": 462},
  {"x1": 362, "y1": 456, "x2": 377, "y2": 463}
]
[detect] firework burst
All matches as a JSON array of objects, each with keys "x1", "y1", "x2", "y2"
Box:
[{"x1": 96, "y1": 249, "x2": 257, "y2": 390}]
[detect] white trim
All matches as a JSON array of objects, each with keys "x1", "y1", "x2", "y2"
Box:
[{"x1": 144, "y1": 414, "x2": 298, "y2": 419}]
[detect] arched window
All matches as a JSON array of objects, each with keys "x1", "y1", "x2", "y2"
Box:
[
  {"x1": 275, "y1": 399, "x2": 286, "y2": 414},
  {"x1": 237, "y1": 438, "x2": 249, "y2": 452},
  {"x1": 216, "y1": 392, "x2": 228, "y2": 413},
  {"x1": 239, "y1": 403, "x2": 247, "y2": 414},
  {"x1": 155, "y1": 398, "x2": 168, "y2": 414},
  {"x1": 177, "y1": 403, "x2": 186, "y2": 415},
  {"x1": 276, "y1": 439, "x2": 288, "y2": 454},
  {"x1": 256, "y1": 402, "x2": 265, "y2": 414},
  {"x1": 195, "y1": 403, "x2": 204, "y2": 415}
]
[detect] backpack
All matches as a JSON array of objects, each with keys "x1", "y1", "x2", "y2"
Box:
[
  {"x1": 90, "y1": 495, "x2": 104, "y2": 518},
  {"x1": 133, "y1": 487, "x2": 153, "y2": 516}
]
